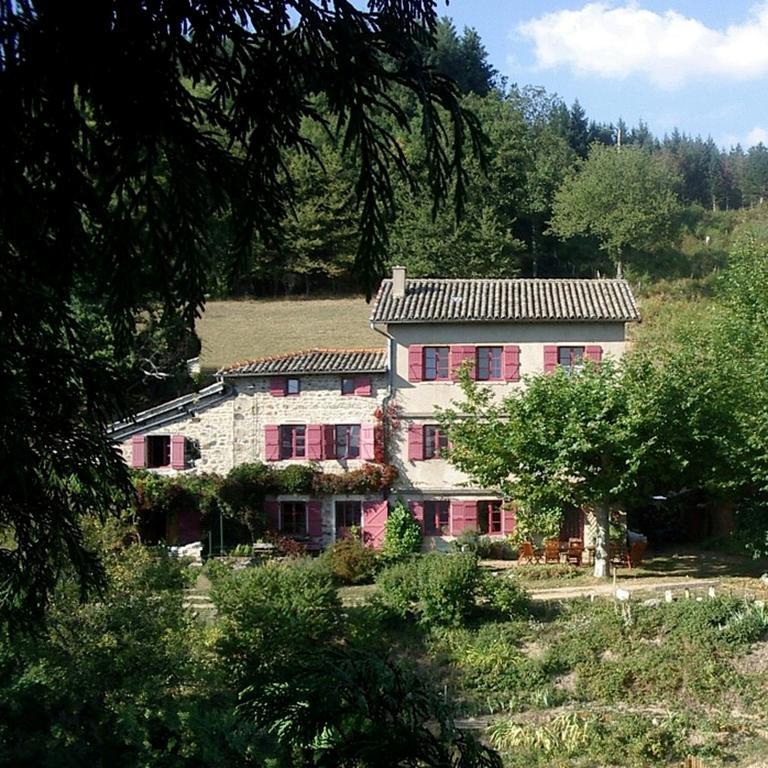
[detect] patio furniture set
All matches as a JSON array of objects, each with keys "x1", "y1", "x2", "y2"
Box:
[{"x1": 518, "y1": 538, "x2": 647, "y2": 568}]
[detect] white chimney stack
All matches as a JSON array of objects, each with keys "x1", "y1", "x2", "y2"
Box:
[{"x1": 392, "y1": 265, "x2": 406, "y2": 298}]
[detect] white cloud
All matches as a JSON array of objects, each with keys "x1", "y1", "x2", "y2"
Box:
[
  {"x1": 746, "y1": 126, "x2": 768, "y2": 145},
  {"x1": 518, "y1": 3, "x2": 768, "y2": 89}
]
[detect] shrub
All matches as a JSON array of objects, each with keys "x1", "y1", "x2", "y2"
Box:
[
  {"x1": 376, "y1": 553, "x2": 481, "y2": 626},
  {"x1": 375, "y1": 558, "x2": 421, "y2": 619},
  {"x1": 477, "y1": 536, "x2": 515, "y2": 560},
  {"x1": 382, "y1": 500, "x2": 422, "y2": 560},
  {"x1": 480, "y1": 572, "x2": 530, "y2": 618},
  {"x1": 322, "y1": 532, "x2": 379, "y2": 585},
  {"x1": 418, "y1": 553, "x2": 481, "y2": 626}
]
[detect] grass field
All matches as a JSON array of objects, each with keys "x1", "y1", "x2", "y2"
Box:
[{"x1": 197, "y1": 297, "x2": 382, "y2": 371}]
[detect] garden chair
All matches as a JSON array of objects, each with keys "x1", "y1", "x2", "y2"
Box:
[
  {"x1": 518, "y1": 541, "x2": 541, "y2": 565},
  {"x1": 565, "y1": 538, "x2": 584, "y2": 566},
  {"x1": 609, "y1": 541, "x2": 629, "y2": 567},
  {"x1": 628, "y1": 540, "x2": 647, "y2": 569},
  {"x1": 544, "y1": 539, "x2": 561, "y2": 564}
]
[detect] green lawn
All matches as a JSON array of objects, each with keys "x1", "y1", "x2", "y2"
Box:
[{"x1": 197, "y1": 297, "x2": 382, "y2": 371}]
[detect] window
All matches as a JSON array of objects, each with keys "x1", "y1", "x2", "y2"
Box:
[
  {"x1": 335, "y1": 500, "x2": 362, "y2": 530},
  {"x1": 341, "y1": 377, "x2": 356, "y2": 395},
  {"x1": 335, "y1": 424, "x2": 361, "y2": 459},
  {"x1": 476, "y1": 346, "x2": 503, "y2": 381},
  {"x1": 279, "y1": 425, "x2": 306, "y2": 459},
  {"x1": 147, "y1": 435, "x2": 171, "y2": 468},
  {"x1": 423, "y1": 425, "x2": 449, "y2": 459},
  {"x1": 424, "y1": 500, "x2": 450, "y2": 535},
  {"x1": 558, "y1": 346, "x2": 584, "y2": 375},
  {"x1": 280, "y1": 501, "x2": 307, "y2": 535},
  {"x1": 423, "y1": 346, "x2": 449, "y2": 380},
  {"x1": 286, "y1": 377, "x2": 301, "y2": 395},
  {"x1": 477, "y1": 500, "x2": 502, "y2": 534}
]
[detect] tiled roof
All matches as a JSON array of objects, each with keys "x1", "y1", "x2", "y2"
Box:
[
  {"x1": 220, "y1": 348, "x2": 387, "y2": 377},
  {"x1": 370, "y1": 278, "x2": 640, "y2": 324}
]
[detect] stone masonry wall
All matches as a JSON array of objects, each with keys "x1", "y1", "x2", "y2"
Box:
[{"x1": 118, "y1": 373, "x2": 387, "y2": 476}]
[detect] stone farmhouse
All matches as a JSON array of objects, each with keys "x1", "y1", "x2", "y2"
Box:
[{"x1": 111, "y1": 268, "x2": 640, "y2": 550}]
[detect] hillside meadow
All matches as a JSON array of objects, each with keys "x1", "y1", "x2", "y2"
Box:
[{"x1": 197, "y1": 297, "x2": 381, "y2": 371}]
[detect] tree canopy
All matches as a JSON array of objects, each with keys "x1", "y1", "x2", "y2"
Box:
[
  {"x1": 0, "y1": 0, "x2": 483, "y2": 619},
  {"x1": 549, "y1": 144, "x2": 682, "y2": 276}
]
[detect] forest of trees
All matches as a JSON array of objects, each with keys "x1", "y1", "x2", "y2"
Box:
[{"x1": 217, "y1": 18, "x2": 768, "y2": 296}]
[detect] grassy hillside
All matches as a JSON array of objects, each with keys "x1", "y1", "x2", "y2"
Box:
[{"x1": 197, "y1": 297, "x2": 382, "y2": 371}]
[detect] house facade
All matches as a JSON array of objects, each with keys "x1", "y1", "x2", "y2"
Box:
[
  {"x1": 112, "y1": 269, "x2": 640, "y2": 549},
  {"x1": 369, "y1": 268, "x2": 640, "y2": 549},
  {"x1": 112, "y1": 349, "x2": 389, "y2": 548}
]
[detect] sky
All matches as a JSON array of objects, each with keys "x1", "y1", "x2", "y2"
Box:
[{"x1": 444, "y1": 1, "x2": 768, "y2": 149}]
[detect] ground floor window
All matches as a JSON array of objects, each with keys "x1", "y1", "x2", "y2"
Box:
[
  {"x1": 335, "y1": 500, "x2": 362, "y2": 531},
  {"x1": 424, "y1": 500, "x2": 450, "y2": 535},
  {"x1": 280, "y1": 501, "x2": 307, "y2": 535},
  {"x1": 477, "y1": 500, "x2": 502, "y2": 534}
]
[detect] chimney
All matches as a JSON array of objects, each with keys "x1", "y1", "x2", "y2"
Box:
[{"x1": 392, "y1": 265, "x2": 406, "y2": 298}]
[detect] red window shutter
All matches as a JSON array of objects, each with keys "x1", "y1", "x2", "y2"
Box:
[
  {"x1": 408, "y1": 345, "x2": 423, "y2": 382},
  {"x1": 408, "y1": 423, "x2": 424, "y2": 461},
  {"x1": 504, "y1": 345, "x2": 521, "y2": 382},
  {"x1": 307, "y1": 501, "x2": 323, "y2": 537},
  {"x1": 463, "y1": 346, "x2": 476, "y2": 378},
  {"x1": 322, "y1": 425, "x2": 336, "y2": 459},
  {"x1": 270, "y1": 377, "x2": 286, "y2": 397},
  {"x1": 362, "y1": 500, "x2": 388, "y2": 549},
  {"x1": 306, "y1": 425, "x2": 324, "y2": 460},
  {"x1": 360, "y1": 424, "x2": 375, "y2": 461},
  {"x1": 264, "y1": 500, "x2": 280, "y2": 532},
  {"x1": 585, "y1": 345, "x2": 603, "y2": 363},
  {"x1": 264, "y1": 426, "x2": 280, "y2": 461},
  {"x1": 450, "y1": 501, "x2": 471, "y2": 536},
  {"x1": 131, "y1": 436, "x2": 147, "y2": 468},
  {"x1": 450, "y1": 346, "x2": 463, "y2": 380},
  {"x1": 170, "y1": 435, "x2": 186, "y2": 469},
  {"x1": 503, "y1": 504, "x2": 516, "y2": 535},
  {"x1": 410, "y1": 500, "x2": 424, "y2": 531},
  {"x1": 543, "y1": 345, "x2": 558, "y2": 373},
  {"x1": 354, "y1": 377, "x2": 372, "y2": 396}
]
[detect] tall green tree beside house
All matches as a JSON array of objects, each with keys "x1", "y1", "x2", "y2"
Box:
[
  {"x1": 440, "y1": 364, "x2": 639, "y2": 577},
  {"x1": 549, "y1": 144, "x2": 682, "y2": 276}
]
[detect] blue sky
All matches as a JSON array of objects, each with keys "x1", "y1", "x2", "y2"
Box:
[{"x1": 444, "y1": 1, "x2": 768, "y2": 149}]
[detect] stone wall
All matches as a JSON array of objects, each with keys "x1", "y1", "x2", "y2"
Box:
[{"x1": 118, "y1": 373, "x2": 387, "y2": 475}]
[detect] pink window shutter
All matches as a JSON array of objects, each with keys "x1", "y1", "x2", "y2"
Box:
[
  {"x1": 504, "y1": 345, "x2": 521, "y2": 382},
  {"x1": 450, "y1": 501, "x2": 468, "y2": 535},
  {"x1": 264, "y1": 426, "x2": 280, "y2": 461},
  {"x1": 306, "y1": 425, "x2": 324, "y2": 460},
  {"x1": 543, "y1": 345, "x2": 558, "y2": 374},
  {"x1": 270, "y1": 377, "x2": 286, "y2": 397},
  {"x1": 264, "y1": 500, "x2": 280, "y2": 532},
  {"x1": 354, "y1": 377, "x2": 372, "y2": 396},
  {"x1": 408, "y1": 345, "x2": 423, "y2": 382},
  {"x1": 322, "y1": 425, "x2": 336, "y2": 460},
  {"x1": 170, "y1": 435, "x2": 186, "y2": 469},
  {"x1": 410, "y1": 500, "x2": 425, "y2": 531},
  {"x1": 307, "y1": 501, "x2": 323, "y2": 537},
  {"x1": 463, "y1": 346, "x2": 476, "y2": 378},
  {"x1": 131, "y1": 436, "x2": 147, "y2": 468},
  {"x1": 362, "y1": 500, "x2": 388, "y2": 549},
  {"x1": 450, "y1": 346, "x2": 462, "y2": 380},
  {"x1": 585, "y1": 345, "x2": 603, "y2": 363},
  {"x1": 360, "y1": 424, "x2": 375, "y2": 460},
  {"x1": 408, "y1": 423, "x2": 424, "y2": 461},
  {"x1": 503, "y1": 504, "x2": 516, "y2": 535}
]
